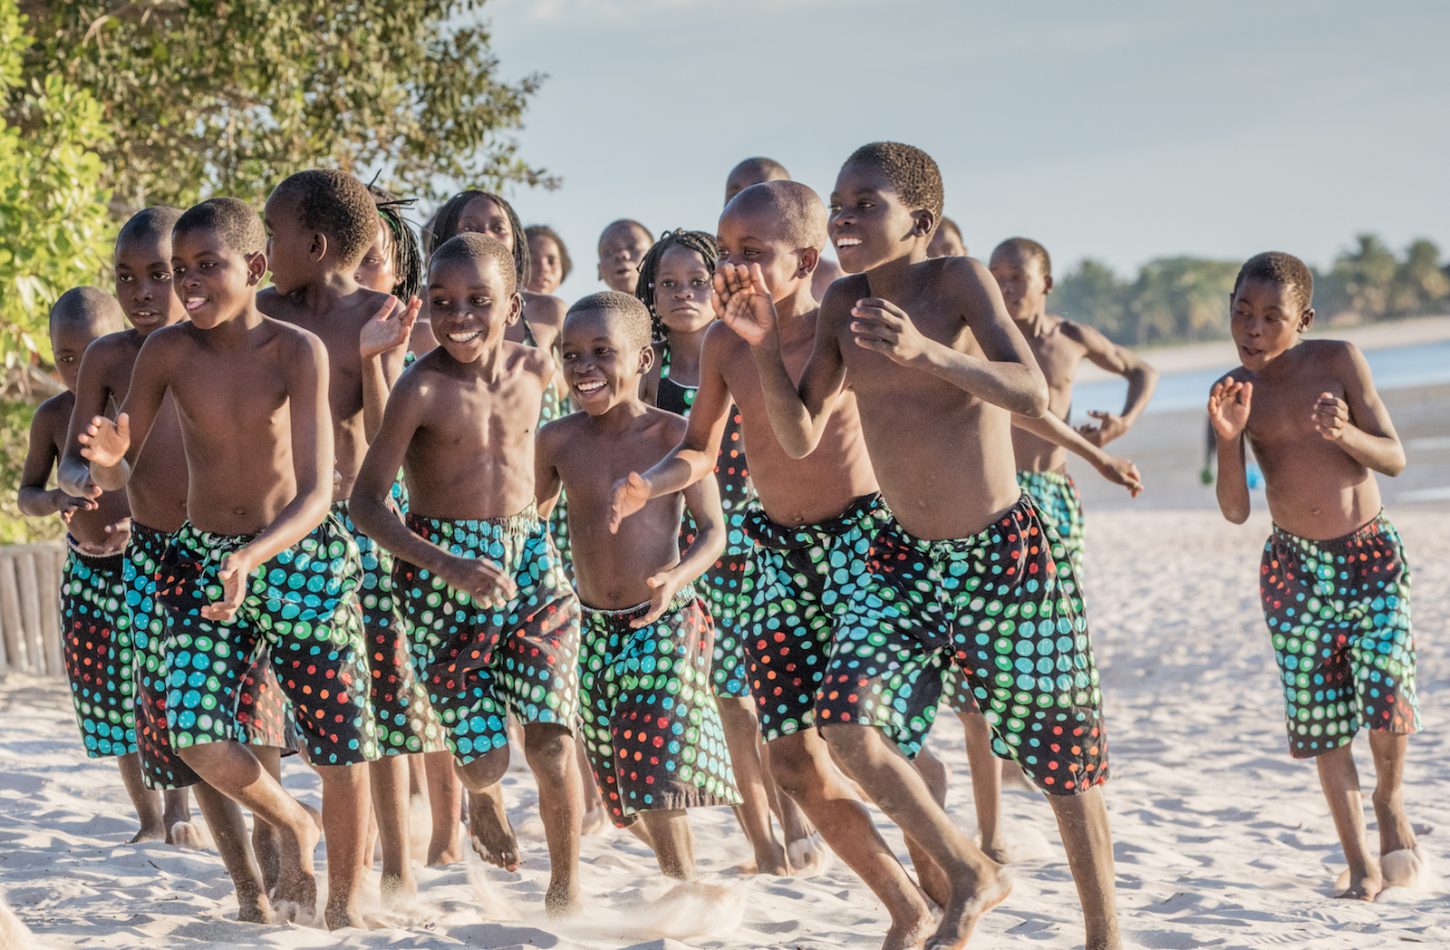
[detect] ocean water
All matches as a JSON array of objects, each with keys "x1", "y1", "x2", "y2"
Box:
[{"x1": 1074, "y1": 338, "x2": 1450, "y2": 416}]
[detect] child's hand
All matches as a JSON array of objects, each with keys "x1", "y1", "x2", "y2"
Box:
[
  {"x1": 54, "y1": 491, "x2": 98, "y2": 523},
  {"x1": 360, "y1": 295, "x2": 420, "y2": 360},
  {"x1": 201, "y1": 550, "x2": 256, "y2": 622},
  {"x1": 72, "y1": 518, "x2": 132, "y2": 556},
  {"x1": 1076, "y1": 410, "x2": 1128, "y2": 447},
  {"x1": 632, "y1": 566, "x2": 687, "y2": 628},
  {"x1": 849, "y1": 298, "x2": 929, "y2": 366},
  {"x1": 714, "y1": 263, "x2": 777, "y2": 346},
  {"x1": 78, "y1": 412, "x2": 132, "y2": 468},
  {"x1": 1094, "y1": 455, "x2": 1143, "y2": 498},
  {"x1": 607, "y1": 472, "x2": 652, "y2": 534},
  {"x1": 437, "y1": 555, "x2": 517, "y2": 608},
  {"x1": 1207, "y1": 380, "x2": 1252, "y2": 440},
  {"x1": 1312, "y1": 391, "x2": 1349, "y2": 441}
]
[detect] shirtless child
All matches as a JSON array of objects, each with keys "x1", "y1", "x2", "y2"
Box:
[
  {"x1": 715, "y1": 143, "x2": 1120, "y2": 950},
  {"x1": 723, "y1": 157, "x2": 843, "y2": 303},
  {"x1": 350, "y1": 233, "x2": 583, "y2": 915},
  {"x1": 1209, "y1": 252, "x2": 1419, "y2": 901},
  {"x1": 537, "y1": 291, "x2": 740, "y2": 878},
  {"x1": 611, "y1": 180, "x2": 940, "y2": 948},
  {"x1": 78, "y1": 198, "x2": 379, "y2": 928},
  {"x1": 597, "y1": 219, "x2": 653, "y2": 296},
  {"x1": 260, "y1": 169, "x2": 446, "y2": 900}
]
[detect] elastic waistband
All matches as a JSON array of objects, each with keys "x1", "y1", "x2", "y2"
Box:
[
  {"x1": 174, "y1": 521, "x2": 253, "y2": 555},
  {"x1": 127, "y1": 521, "x2": 172, "y2": 556},
  {"x1": 65, "y1": 536, "x2": 125, "y2": 568},
  {"x1": 1270, "y1": 511, "x2": 1396, "y2": 554},
  {"x1": 743, "y1": 493, "x2": 884, "y2": 551},
  {"x1": 887, "y1": 492, "x2": 1041, "y2": 555},
  {"x1": 407, "y1": 505, "x2": 541, "y2": 542},
  {"x1": 1017, "y1": 468, "x2": 1075, "y2": 490},
  {"x1": 582, "y1": 585, "x2": 698, "y2": 622}
]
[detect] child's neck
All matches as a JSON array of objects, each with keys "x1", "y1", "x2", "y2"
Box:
[
  {"x1": 773, "y1": 284, "x2": 819, "y2": 346},
  {"x1": 205, "y1": 303, "x2": 264, "y2": 345},
  {"x1": 294, "y1": 270, "x2": 363, "y2": 316},
  {"x1": 665, "y1": 324, "x2": 708, "y2": 373},
  {"x1": 862, "y1": 245, "x2": 929, "y2": 300},
  {"x1": 589, "y1": 396, "x2": 649, "y2": 433},
  {"x1": 1015, "y1": 306, "x2": 1051, "y2": 338},
  {"x1": 456, "y1": 339, "x2": 509, "y2": 384}
]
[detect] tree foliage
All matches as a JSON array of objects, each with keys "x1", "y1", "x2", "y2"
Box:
[{"x1": 16, "y1": 0, "x2": 553, "y2": 210}]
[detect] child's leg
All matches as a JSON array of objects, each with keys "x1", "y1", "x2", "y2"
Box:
[
  {"x1": 769, "y1": 731, "x2": 934, "y2": 948},
  {"x1": 1047, "y1": 787, "x2": 1120, "y2": 949},
  {"x1": 408, "y1": 754, "x2": 427, "y2": 798},
  {"x1": 1318, "y1": 744, "x2": 1381, "y2": 900},
  {"x1": 638, "y1": 809, "x2": 695, "y2": 880},
  {"x1": 1370, "y1": 731, "x2": 1416, "y2": 857},
  {"x1": 576, "y1": 740, "x2": 608, "y2": 834},
  {"x1": 522, "y1": 722, "x2": 582, "y2": 914},
  {"x1": 116, "y1": 751, "x2": 167, "y2": 842},
  {"x1": 191, "y1": 781, "x2": 272, "y2": 922},
  {"x1": 903, "y1": 748, "x2": 951, "y2": 906},
  {"x1": 252, "y1": 746, "x2": 286, "y2": 895},
  {"x1": 456, "y1": 747, "x2": 518, "y2": 871},
  {"x1": 717, "y1": 695, "x2": 788, "y2": 874},
  {"x1": 424, "y1": 750, "x2": 463, "y2": 865},
  {"x1": 162, "y1": 787, "x2": 192, "y2": 840},
  {"x1": 958, "y1": 708, "x2": 1008, "y2": 861},
  {"x1": 316, "y1": 762, "x2": 372, "y2": 929},
  {"x1": 369, "y1": 755, "x2": 415, "y2": 900}
]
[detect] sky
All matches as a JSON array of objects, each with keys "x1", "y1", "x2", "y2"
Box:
[{"x1": 466, "y1": 0, "x2": 1450, "y2": 301}]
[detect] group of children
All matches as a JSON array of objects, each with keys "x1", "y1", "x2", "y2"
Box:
[{"x1": 16, "y1": 141, "x2": 1421, "y2": 950}]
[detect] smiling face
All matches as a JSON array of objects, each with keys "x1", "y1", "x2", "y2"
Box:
[
  {"x1": 988, "y1": 244, "x2": 1050, "y2": 322},
  {"x1": 559, "y1": 307, "x2": 652, "y2": 415},
  {"x1": 114, "y1": 233, "x2": 184, "y2": 336},
  {"x1": 597, "y1": 222, "x2": 651, "y2": 294},
  {"x1": 1230, "y1": 277, "x2": 1313, "y2": 371},
  {"x1": 426, "y1": 255, "x2": 520, "y2": 363},
  {"x1": 171, "y1": 228, "x2": 265, "y2": 330},
  {"x1": 355, "y1": 220, "x2": 398, "y2": 294},
  {"x1": 716, "y1": 204, "x2": 810, "y2": 303},
  {"x1": 651, "y1": 244, "x2": 716, "y2": 335},
  {"x1": 827, "y1": 160, "x2": 929, "y2": 274}
]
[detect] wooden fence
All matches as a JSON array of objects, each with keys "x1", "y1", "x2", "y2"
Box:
[{"x1": 0, "y1": 542, "x2": 66, "y2": 677}]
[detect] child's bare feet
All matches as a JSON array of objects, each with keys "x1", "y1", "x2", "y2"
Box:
[
  {"x1": 924, "y1": 866, "x2": 1011, "y2": 950},
  {"x1": 468, "y1": 788, "x2": 519, "y2": 871},
  {"x1": 428, "y1": 833, "x2": 463, "y2": 866},
  {"x1": 581, "y1": 805, "x2": 609, "y2": 837},
  {"x1": 380, "y1": 868, "x2": 418, "y2": 907},
  {"x1": 753, "y1": 840, "x2": 791, "y2": 877},
  {"x1": 128, "y1": 823, "x2": 167, "y2": 844},
  {"x1": 786, "y1": 834, "x2": 829, "y2": 876},
  {"x1": 167, "y1": 820, "x2": 211, "y2": 851},
  {"x1": 1337, "y1": 864, "x2": 1383, "y2": 902},
  {"x1": 273, "y1": 816, "x2": 321, "y2": 922},
  {"x1": 324, "y1": 897, "x2": 369, "y2": 930},
  {"x1": 544, "y1": 877, "x2": 581, "y2": 917},
  {"x1": 882, "y1": 906, "x2": 935, "y2": 950}
]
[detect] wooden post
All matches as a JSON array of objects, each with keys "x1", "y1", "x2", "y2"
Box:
[{"x1": 0, "y1": 542, "x2": 67, "y2": 678}]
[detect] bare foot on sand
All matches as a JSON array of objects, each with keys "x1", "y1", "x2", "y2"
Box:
[
  {"x1": 273, "y1": 817, "x2": 321, "y2": 922},
  {"x1": 428, "y1": 834, "x2": 463, "y2": 866},
  {"x1": 882, "y1": 907, "x2": 935, "y2": 950},
  {"x1": 787, "y1": 834, "x2": 829, "y2": 877},
  {"x1": 380, "y1": 869, "x2": 418, "y2": 907},
  {"x1": 234, "y1": 879, "x2": 276, "y2": 924},
  {"x1": 167, "y1": 820, "x2": 212, "y2": 851},
  {"x1": 1337, "y1": 865, "x2": 1383, "y2": 902},
  {"x1": 581, "y1": 805, "x2": 610, "y2": 837},
  {"x1": 545, "y1": 878, "x2": 581, "y2": 917},
  {"x1": 1381, "y1": 848, "x2": 1426, "y2": 889},
  {"x1": 925, "y1": 869, "x2": 1012, "y2": 950},
  {"x1": 754, "y1": 841, "x2": 791, "y2": 877},
  {"x1": 469, "y1": 790, "x2": 519, "y2": 872},
  {"x1": 128, "y1": 824, "x2": 167, "y2": 844}
]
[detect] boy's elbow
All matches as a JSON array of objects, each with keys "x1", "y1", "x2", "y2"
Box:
[
  {"x1": 1020, "y1": 385, "x2": 1050, "y2": 420},
  {"x1": 1383, "y1": 452, "x2": 1407, "y2": 478}
]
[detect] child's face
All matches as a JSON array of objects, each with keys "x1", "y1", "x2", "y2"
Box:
[
  {"x1": 716, "y1": 207, "x2": 807, "y2": 303},
  {"x1": 526, "y1": 234, "x2": 563, "y2": 295},
  {"x1": 559, "y1": 309, "x2": 650, "y2": 415},
  {"x1": 355, "y1": 221, "x2": 397, "y2": 295},
  {"x1": 1230, "y1": 277, "x2": 1312, "y2": 372},
  {"x1": 50, "y1": 321, "x2": 101, "y2": 392},
  {"x1": 828, "y1": 161, "x2": 926, "y2": 274},
  {"x1": 457, "y1": 196, "x2": 516, "y2": 252},
  {"x1": 171, "y1": 229, "x2": 265, "y2": 331},
  {"x1": 988, "y1": 246, "x2": 1049, "y2": 321},
  {"x1": 928, "y1": 227, "x2": 966, "y2": 260},
  {"x1": 652, "y1": 244, "x2": 716, "y2": 335},
  {"x1": 261, "y1": 193, "x2": 314, "y2": 295},
  {"x1": 427, "y1": 256, "x2": 520, "y2": 363},
  {"x1": 114, "y1": 234, "x2": 183, "y2": 336},
  {"x1": 597, "y1": 223, "x2": 650, "y2": 294}
]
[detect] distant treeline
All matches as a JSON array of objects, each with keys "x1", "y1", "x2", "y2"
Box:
[{"x1": 1052, "y1": 234, "x2": 1449, "y2": 346}]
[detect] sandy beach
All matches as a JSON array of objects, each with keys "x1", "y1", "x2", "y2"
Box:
[{"x1": 3, "y1": 380, "x2": 1448, "y2": 949}]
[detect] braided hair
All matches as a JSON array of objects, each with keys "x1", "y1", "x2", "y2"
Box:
[
  {"x1": 427, "y1": 190, "x2": 529, "y2": 290},
  {"x1": 634, "y1": 228, "x2": 718, "y2": 342},
  {"x1": 366, "y1": 185, "x2": 424, "y2": 303}
]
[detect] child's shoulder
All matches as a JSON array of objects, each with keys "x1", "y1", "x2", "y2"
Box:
[
  {"x1": 87, "y1": 327, "x2": 143, "y2": 363},
  {"x1": 341, "y1": 286, "x2": 395, "y2": 326},
  {"x1": 1299, "y1": 337, "x2": 1361, "y2": 365},
  {"x1": 522, "y1": 291, "x2": 566, "y2": 327},
  {"x1": 642, "y1": 403, "x2": 688, "y2": 440},
  {"x1": 820, "y1": 271, "x2": 871, "y2": 314},
  {"x1": 505, "y1": 338, "x2": 553, "y2": 378},
  {"x1": 34, "y1": 390, "x2": 75, "y2": 423}
]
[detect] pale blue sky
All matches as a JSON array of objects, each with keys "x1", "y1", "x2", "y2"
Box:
[{"x1": 469, "y1": 0, "x2": 1450, "y2": 301}]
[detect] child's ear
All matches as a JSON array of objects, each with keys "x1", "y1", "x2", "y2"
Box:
[
  {"x1": 309, "y1": 232, "x2": 327, "y2": 263},
  {"x1": 246, "y1": 251, "x2": 268, "y2": 286},
  {"x1": 638, "y1": 343, "x2": 656, "y2": 375},
  {"x1": 913, "y1": 210, "x2": 937, "y2": 240},
  {"x1": 798, "y1": 247, "x2": 820, "y2": 278},
  {"x1": 506, "y1": 292, "x2": 523, "y2": 326},
  {"x1": 1043, "y1": 273, "x2": 1055, "y2": 296},
  {"x1": 1299, "y1": 307, "x2": 1316, "y2": 332}
]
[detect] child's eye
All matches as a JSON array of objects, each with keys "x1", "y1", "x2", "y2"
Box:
[
  {"x1": 743, "y1": 249, "x2": 759, "y2": 259},
  {"x1": 857, "y1": 200, "x2": 874, "y2": 210},
  {"x1": 153, "y1": 271, "x2": 172, "y2": 281},
  {"x1": 172, "y1": 266, "x2": 186, "y2": 277},
  {"x1": 117, "y1": 274, "x2": 132, "y2": 283},
  {"x1": 595, "y1": 347, "x2": 613, "y2": 356},
  {"x1": 561, "y1": 351, "x2": 576, "y2": 362},
  {"x1": 828, "y1": 203, "x2": 842, "y2": 213},
  {"x1": 431, "y1": 297, "x2": 449, "y2": 308},
  {"x1": 691, "y1": 278, "x2": 708, "y2": 288},
  {"x1": 660, "y1": 279, "x2": 675, "y2": 289},
  {"x1": 199, "y1": 261, "x2": 214, "y2": 270},
  {"x1": 471, "y1": 296, "x2": 491, "y2": 306}
]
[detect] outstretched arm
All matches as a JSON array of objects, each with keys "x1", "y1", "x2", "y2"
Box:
[
  {"x1": 359, "y1": 295, "x2": 418, "y2": 441},
  {"x1": 1314, "y1": 343, "x2": 1405, "y2": 476},
  {"x1": 717, "y1": 263, "x2": 847, "y2": 459},
  {"x1": 632, "y1": 467, "x2": 727, "y2": 628},
  {"x1": 848, "y1": 258, "x2": 1047, "y2": 417},
  {"x1": 1073, "y1": 323, "x2": 1158, "y2": 446},
  {"x1": 1012, "y1": 411, "x2": 1142, "y2": 496},
  {"x1": 1208, "y1": 378, "x2": 1252, "y2": 523},
  {"x1": 609, "y1": 329, "x2": 734, "y2": 532},
  {"x1": 77, "y1": 332, "x2": 171, "y2": 492}
]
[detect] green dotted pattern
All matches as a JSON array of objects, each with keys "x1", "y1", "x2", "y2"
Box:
[{"x1": 60, "y1": 550, "x2": 135, "y2": 757}]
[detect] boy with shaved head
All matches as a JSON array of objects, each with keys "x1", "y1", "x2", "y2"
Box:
[{"x1": 722, "y1": 157, "x2": 845, "y2": 302}]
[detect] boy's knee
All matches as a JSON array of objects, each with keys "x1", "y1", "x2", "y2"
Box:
[
  {"x1": 457, "y1": 748, "x2": 510, "y2": 791},
  {"x1": 523, "y1": 724, "x2": 572, "y2": 774},
  {"x1": 768, "y1": 745, "x2": 820, "y2": 801},
  {"x1": 820, "y1": 722, "x2": 880, "y2": 768}
]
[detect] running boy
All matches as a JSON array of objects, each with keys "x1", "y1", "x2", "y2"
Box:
[
  {"x1": 716, "y1": 143, "x2": 1120, "y2": 950},
  {"x1": 537, "y1": 291, "x2": 740, "y2": 878},
  {"x1": 1209, "y1": 251, "x2": 1418, "y2": 901},
  {"x1": 349, "y1": 232, "x2": 584, "y2": 915},
  {"x1": 612, "y1": 179, "x2": 945, "y2": 949},
  {"x1": 260, "y1": 169, "x2": 445, "y2": 900},
  {"x1": 77, "y1": 197, "x2": 379, "y2": 929}
]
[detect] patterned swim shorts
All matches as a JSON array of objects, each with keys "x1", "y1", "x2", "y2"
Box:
[
  {"x1": 1261, "y1": 512, "x2": 1418, "y2": 758},
  {"x1": 395, "y1": 508, "x2": 581, "y2": 764},
  {"x1": 60, "y1": 546, "x2": 134, "y2": 758},
  {"x1": 824, "y1": 494, "x2": 1109, "y2": 795},
  {"x1": 578, "y1": 588, "x2": 741, "y2": 826},
  {"x1": 1018, "y1": 468, "x2": 1085, "y2": 577}
]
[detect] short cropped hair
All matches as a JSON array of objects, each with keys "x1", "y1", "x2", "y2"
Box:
[
  {"x1": 174, "y1": 197, "x2": 266, "y2": 256},
  {"x1": 368, "y1": 185, "x2": 424, "y2": 303},
  {"x1": 844, "y1": 141, "x2": 944, "y2": 221},
  {"x1": 566, "y1": 291, "x2": 653, "y2": 352},
  {"x1": 50, "y1": 286, "x2": 123, "y2": 334},
  {"x1": 525, "y1": 225, "x2": 572, "y2": 283},
  {"x1": 724, "y1": 181, "x2": 827, "y2": 250},
  {"x1": 729, "y1": 156, "x2": 790, "y2": 182},
  {"x1": 635, "y1": 229, "x2": 718, "y2": 338},
  {"x1": 597, "y1": 219, "x2": 651, "y2": 253},
  {"x1": 430, "y1": 233, "x2": 518, "y2": 295},
  {"x1": 993, "y1": 237, "x2": 1052, "y2": 281},
  {"x1": 117, "y1": 207, "x2": 183, "y2": 251},
  {"x1": 270, "y1": 169, "x2": 377, "y2": 268},
  {"x1": 428, "y1": 190, "x2": 528, "y2": 286},
  {"x1": 1234, "y1": 251, "x2": 1314, "y2": 309}
]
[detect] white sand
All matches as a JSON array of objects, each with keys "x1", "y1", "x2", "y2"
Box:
[{"x1": 2, "y1": 507, "x2": 1448, "y2": 948}]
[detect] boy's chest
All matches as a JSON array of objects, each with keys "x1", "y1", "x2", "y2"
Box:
[
  {"x1": 841, "y1": 301, "x2": 974, "y2": 389},
  {"x1": 1249, "y1": 373, "x2": 1345, "y2": 440},
  {"x1": 1029, "y1": 333, "x2": 1083, "y2": 389},
  {"x1": 425, "y1": 380, "x2": 538, "y2": 448},
  {"x1": 175, "y1": 356, "x2": 287, "y2": 427},
  {"x1": 561, "y1": 433, "x2": 666, "y2": 497}
]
